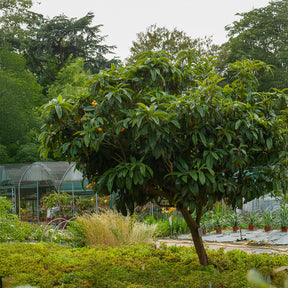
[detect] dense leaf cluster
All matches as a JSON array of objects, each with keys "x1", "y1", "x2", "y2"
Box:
[{"x1": 41, "y1": 51, "x2": 288, "y2": 214}]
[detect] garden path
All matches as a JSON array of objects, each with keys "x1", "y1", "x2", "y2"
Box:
[{"x1": 157, "y1": 229, "x2": 288, "y2": 255}]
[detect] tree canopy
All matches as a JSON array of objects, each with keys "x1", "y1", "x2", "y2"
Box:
[
  {"x1": 0, "y1": 3, "x2": 119, "y2": 90},
  {"x1": 40, "y1": 51, "x2": 288, "y2": 265},
  {"x1": 222, "y1": 0, "x2": 288, "y2": 90},
  {"x1": 0, "y1": 47, "x2": 43, "y2": 163},
  {"x1": 23, "y1": 12, "x2": 118, "y2": 88},
  {"x1": 126, "y1": 24, "x2": 219, "y2": 64}
]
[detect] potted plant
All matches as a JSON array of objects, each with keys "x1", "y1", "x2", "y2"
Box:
[
  {"x1": 213, "y1": 214, "x2": 223, "y2": 234},
  {"x1": 279, "y1": 204, "x2": 288, "y2": 232},
  {"x1": 248, "y1": 212, "x2": 256, "y2": 231},
  {"x1": 262, "y1": 211, "x2": 273, "y2": 232},
  {"x1": 200, "y1": 220, "x2": 209, "y2": 235},
  {"x1": 229, "y1": 213, "x2": 240, "y2": 232}
]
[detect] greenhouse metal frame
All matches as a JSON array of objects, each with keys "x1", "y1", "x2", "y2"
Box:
[{"x1": 0, "y1": 161, "x2": 93, "y2": 222}]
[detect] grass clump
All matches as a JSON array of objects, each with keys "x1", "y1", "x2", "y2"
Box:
[{"x1": 68, "y1": 210, "x2": 157, "y2": 247}]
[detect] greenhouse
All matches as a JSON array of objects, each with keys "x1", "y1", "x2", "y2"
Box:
[{"x1": 0, "y1": 161, "x2": 92, "y2": 222}]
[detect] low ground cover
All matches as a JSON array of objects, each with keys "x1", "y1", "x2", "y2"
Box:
[
  {"x1": 0, "y1": 243, "x2": 287, "y2": 287},
  {"x1": 1, "y1": 197, "x2": 288, "y2": 287}
]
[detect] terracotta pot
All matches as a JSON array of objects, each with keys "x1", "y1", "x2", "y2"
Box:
[
  {"x1": 232, "y1": 226, "x2": 239, "y2": 232},
  {"x1": 281, "y1": 226, "x2": 287, "y2": 232},
  {"x1": 215, "y1": 228, "x2": 222, "y2": 234},
  {"x1": 248, "y1": 225, "x2": 254, "y2": 231},
  {"x1": 202, "y1": 229, "x2": 207, "y2": 235},
  {"x1": 264, "y1": 226, "x2": 271, "y2": 232}
]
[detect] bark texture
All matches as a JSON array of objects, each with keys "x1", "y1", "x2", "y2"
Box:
[{"x1": 180, "y1": 207, "x2": 209, "y2": 266}]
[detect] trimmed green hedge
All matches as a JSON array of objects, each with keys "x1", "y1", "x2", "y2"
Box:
[{"x1": 0, "y1": 243, "x2": 287, "y2": 287}]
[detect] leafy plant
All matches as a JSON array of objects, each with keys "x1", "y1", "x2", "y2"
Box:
[
  {"x1": 262, "y1": 212, "x2": 273, "y2": 228},
  {"x1": 229, "y1": 213, "x2": 240, "y2": 227},
  {"x1": 212, "y1": 214, "x2": 223, "y2": 229},
  {"x1": 41, "y1": 191, "x2": 73, "y2": 218},
  {"x1": 0, "y1": 197, "x2": 34, "y2": 243},
  {"x1": 248, "y1": 212, "x2": 256, "y2": 226},
  {"x1": 279, "y1": 205, "x2": 288, "y2": 227},
  {"x1": 75, "y1": 196, "x2": 95, "y2": 214}
]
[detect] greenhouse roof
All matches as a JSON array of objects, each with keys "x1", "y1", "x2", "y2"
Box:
[
  {"x1": 0, "y1": 163, "x2": 30, "y2": 186},
  {"x1": 0, "y1": 161, "x2": 86, "y2": 189}
]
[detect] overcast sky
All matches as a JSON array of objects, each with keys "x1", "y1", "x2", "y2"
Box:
[{"x1": 32, "y1": 0, "x2": 270, "y2": 61}]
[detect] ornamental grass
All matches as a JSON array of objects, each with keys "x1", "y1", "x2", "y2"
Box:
[{"x1": 68, "y1": 210, "x2": 157, "y2": 247}]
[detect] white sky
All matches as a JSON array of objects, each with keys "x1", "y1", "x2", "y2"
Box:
[{"x1": 32, "y1": 0, "x2": 270, "y2": 61}]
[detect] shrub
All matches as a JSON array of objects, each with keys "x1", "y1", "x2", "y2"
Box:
[
  {"x1": 1, "y1": 243, "x2": 287, "y2": 288},
  {"x1": 0, "y1": 197, "x2": 34, "y2": 242}
]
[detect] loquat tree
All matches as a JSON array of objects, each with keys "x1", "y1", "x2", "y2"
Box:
[{"x1": 39, "y1": 51, "x2": 288, "y2": 266}]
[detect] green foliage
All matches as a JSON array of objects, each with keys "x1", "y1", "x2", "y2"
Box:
[
  {"x1": 223, "y1": 0, "x2": 288, "y2": 90},
  {"x1": 0, "y1": 47, "x2": 43, "y2": 163},
  {"x1": 151, "y1": 214, "x2": 188, "y2": 237},
  {"x1": 279, "y1": 204, "x2": 288, "y2": 227},
  {"x1": 40, "y1": 50, "x2": 288, "y2": 265},
  {"x1": 0, "y1": 197, "x2": 34, "y2": 242},
  {"x1": 0, "y1": 243, "x2": 287, "y2": 288},
  {"x1": 126, "y1": 24, "x2": 219, "y2": 64},
  {"x1": 0, "y1": 0, "x2": 35, "y2": 42},
  {"x1": 229, "y1": 213, "x2": 240, "y2": 227},
  {"x1": 23, "y1": 12, "x2": 118, "y2": 88},
  {"x1": 248, "y1": 211, "x2": 257, "y2": 226},
  {"x1": 40, "y1": 191, "x2": 73, "y2": 218},
  {"x1": 46, "y1": 58, "x2": 90, "y2": 100},
  {"x1": 41, "y1": 191, "x2": 72, "y2": 209},
  {"x1": 262, "y1": 212, "x2": 274, "y2": 228},
  {"x1": 41, "y1": 51, "x2": 288, "y2": 211}
]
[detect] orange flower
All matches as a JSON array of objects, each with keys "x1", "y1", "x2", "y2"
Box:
[
  {"x1": 86, "y1": 183, "x2": 92, "y2": 189},
  {"x1": 98, "y1": 127, "x2": 102, "y2": 132},
  {"x1": 120, "y1": 127, "x2": 125, "y2": 132}
]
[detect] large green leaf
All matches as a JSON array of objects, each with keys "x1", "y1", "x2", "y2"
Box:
[{"x1": 199, "y1": 171, "x2": 205, "y2": 185}]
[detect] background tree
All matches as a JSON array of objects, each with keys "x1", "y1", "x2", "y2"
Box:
[
  {"x1": 0, "y1": 3, "x2": 119, "y2": 91},
  {"x1": 46, "y1": 58, "x2": 90, "y2": 100},
  {"x1": 126, "y1": 24, "x2": 219, "y2": 63},
  {"x1": 222, "y1": 0, "x2": 288, "y2": 90},
  {"x1": 0, "y1": 0, "x2": 43, "y2": 49},
  {"x1": 0, "y1": 47, "x2": 43, "y2": 163},
  {"x1": 23, "y1": 12, "x2": 119, "y2": 90},
  {"x1": 40, "y1": 51, "x2": 288, "y2": 266}
]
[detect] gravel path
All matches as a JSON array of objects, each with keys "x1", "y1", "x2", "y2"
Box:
[{"x1": 156, "y1": 229, "x2": 288, "y2": 255}]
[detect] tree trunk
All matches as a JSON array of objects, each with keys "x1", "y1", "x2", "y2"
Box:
[{"x1": 180, "y1": 207, "x2": 209, "y2": 266}]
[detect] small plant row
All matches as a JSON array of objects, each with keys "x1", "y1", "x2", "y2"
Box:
[
  {"x1": 142, "y1": 203, "x2": 288, "y2": 237},
  {"x1": 200, "y1": 205, "x2": 288, "y2": 234}
]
